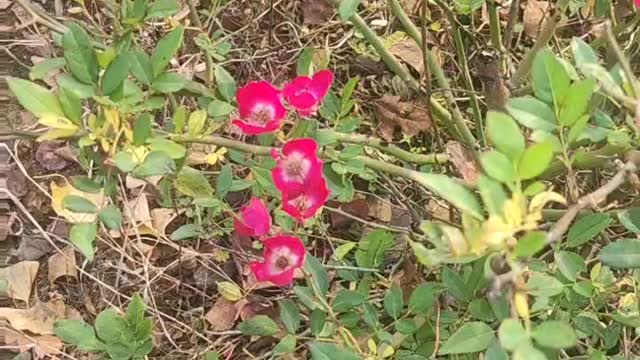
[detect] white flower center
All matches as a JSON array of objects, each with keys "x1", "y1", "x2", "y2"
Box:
[
  {"x1": 250, "y1": 103, "x2": 275, "y2": 125},
  {"x1": 269, "y1": 246, "x2": 299, "y2": 274},
  {"x1": 280, "y1": 151, "x2": 311, "y2": 183}
]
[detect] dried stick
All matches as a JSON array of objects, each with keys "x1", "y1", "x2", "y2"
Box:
[{"x1": 546, "y1": 160, "x2": 638, "y2": 244}]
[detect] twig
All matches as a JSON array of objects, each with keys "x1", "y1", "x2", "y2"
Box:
[
  {"x1": 605, "y1": 20, "x2": 640, "y2": 98},
  {"x1": 323, "y1": 206, "x2": 411, "y2": 234},
  {"x1": 420, "y1": 0, "x2": 433, "y2": 122},
  {"x1": 503, "y1": 0, "x2": 521, "y2": 52},
  {"x1": 185, "y1": 0, "x2": 214, "y2": 86},
  {"x1": 546, "y1": 160, "x2": 638, "y2": 244}
]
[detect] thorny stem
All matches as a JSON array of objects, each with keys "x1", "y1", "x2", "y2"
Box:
[
  {"x1": 185, "y1": 0, "x2": 215, "y2": 85},
  {"x1": 327, "y1": 0, "x2": 476, "y2": 149},
  {"x1": 511, "y1": 0, "x2": 569, "y2": 86},
  {"x1": 605, "y1": 20, "x2": 640, "y2": 98}
]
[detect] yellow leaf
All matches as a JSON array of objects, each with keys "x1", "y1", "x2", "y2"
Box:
[
  {"x1": 441, "y1": 224, "x2": 468, "y2": 257},
  {"x1": 212, "y1": 248, "x2": 230, "y2": 263},
  {"x1": 104, "y1": 107, "x2": 120, "y2": 130},
  {"x1": 528, "y1": 191, "x2": 566, "y2": 215},
  {"x1": 37, "y1": 128, "x2": 79, "y2": 142},
  {"x1": 130, "y1": 146, "x2": 149, "y2": 164},
  {"x1": 514, "y1": 292, "x2": 530, "y2": 320},
  {"x1": 50, "y1": 181, "x2": 105, "y2": 223},
  {"x1": 367, "y1": 339, "x2": 377, "y2": 354},
  {"x1": 38, "y1": 114, "x2": 78, "y2": 131},
  {"x1": 481, "y1": 216, "x2": 513, "y2": 250},
  {"x1": 379, "y1": 344, "x2": 395, "y2": 358},
  {"x1": 216, "y1": 281, "x2": 243, "y2": 302},
  {"x1": 503, "y1": 193, "x2": 525, "y2": 228}
]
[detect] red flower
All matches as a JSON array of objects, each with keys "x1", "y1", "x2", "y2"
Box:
[
  {"x1": 282, "y1": 70, "x2": 334, "y2": 116},
  {"x1": 272, "y1": 138, "x2": 323, "y2": 193},
  {"x1": 233, "y1": 197, "x2": 272, "y2": 237},
  {"x1": 281, "y1": 176, "x2": 330, "y2": 222},
  {"x1": 249, "y1": 235, "x2": 306, "y2": 286},
  {"x1": 231, "y1": 81, "x2": 287, "y2": 135}
]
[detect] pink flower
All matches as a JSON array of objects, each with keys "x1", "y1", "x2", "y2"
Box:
[
  {"x1": 282, "y1": 70, "x2": 334, "y2": 116},
  {"x1": 281, "y1": 176, "x2": 330, "y2": 222},
  {"x1": 231, "y1": 81, "x2": 287, "y2": 135},
  {"x1": 272, "y1": 138, "x2": 323, "y2": 193},
  {"x1": 233, "y1": 197, "x2": 272, "y2": 237},
  {"x1": 249, "y1": 235, "x2": 306, "y2": 286}
]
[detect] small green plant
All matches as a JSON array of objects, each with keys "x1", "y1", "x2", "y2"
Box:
[{"x1": 54, "y1": 294, "x2": 153, "y2": 360}]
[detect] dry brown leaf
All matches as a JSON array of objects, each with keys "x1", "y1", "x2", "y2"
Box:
[
  {"x1": 368, "y1": 197, "x2": 393, "y2": 222},
  {"x1": 523, "y1": 0, "x2": 550, "y2": 39},
  {"x1": 36, "y1": 141, "x2": 70, "y2": 171},
  {"x1": 329, "y1": 199, "x2": 369, "y2": 230},
  {"x1": 150, "y1": 208, "x2": 184, "y2": 236},
  {"x1": 47, "y1": 246, "x2": 77, "y2": 284},
  {"x1": 1, "y1": 328, "x2": 63, "y2": 358},
  {"x1": 12, "y1": 235, "x2": 51, "y2": 261},
  {"x1": 0, "y1": 261, "x2": 39, "y2": 302},
  {"x1": 50, "y1": 180, "x2": 105, "y2": 223},
  {"x1": 425, "y1": 199, "x2": 450, "y2": 222},
  {"x1": 0, "y1": 0, "x2": 11, "y2": 10},
  {"x1": 389, "y1": 38, "x2": 424, "y2": 74},
  {"x1": 122, "y1": 192, "x2": 153, "y2": 234},
  {"x1": 302, "y1": 0, "x2": 333, "y2": 25},
  {"x1": 375, "y1": 95, "x2": 432, "y2": 141},
  {"x1": 125, "y1": 175, "x2": 162, "y2": 189},
  {"x1": 445, "y1": 142, "x2": 480, "y2": 183},
  {"x1": 7, "y1": 164, "x2": 29, "y2": 198},
  {"x1": 0, "y1": 300, "x2": 82, "y2": 335},
  {"x1": 205, "y1": 297, "x2": 247, "y2": 331}
]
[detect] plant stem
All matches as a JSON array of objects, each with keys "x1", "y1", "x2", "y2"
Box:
[
  {"x1": 185, "y1": 0, "x2": 215, "y2": 86},
  {"x1": 385, "y1": 0, "x2": 478, "y2": 150},
  {"x1": 487, "y1": 0, "x2": 504, "y2": 52},
  {"x1": 511, "y1": 0, "x2": 567, "y2": 86},
  {"x1": 605, "y1": 20, "x2": 640, "y2": 98},
  {"x1": 172, "y1": 134, "x2": 273, "y2": 155},
  {"x1": 540, "y1": 143, "x2": 629, "y2": 178}
]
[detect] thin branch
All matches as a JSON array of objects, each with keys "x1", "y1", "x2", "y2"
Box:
[
  {"x1": 503, "y1": 0, "x2": 521, "y2": 52},
  {"x1": 605, "y1": 20, "x2": 640, "y2": 98},
  {"x1": 546, "y1": 160, "x2": 638, "y2": 244},
  {"x1": 487, "y1": 0, "x2": 504, "y2": 51},
  {"x1": 185, "y1": 0, "x2": 215, "y2": 85}
]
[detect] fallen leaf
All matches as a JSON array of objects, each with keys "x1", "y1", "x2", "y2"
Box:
[
  {"x1": 400, "y1": 0, "x2": 420, "y2": 14},
  {"x1": 122, "y1": 192, "x2": 153, "y2": 234},
  {"x1": 50, "y1": 180, "x2": 105, "y2": 223},
  {"x1": 125, "y1": 174, "x2": 163, "y2": 189},
  {"x1": 523, "y1": 0, "x2": 550, "y2": 39},
  {"x1": 0, "y1": 0, "x2": 11, "y2": 10},
  {"x1": 302, "y1": 0, "x2": 333, "y2": 25},
  {"x1": 35, "y1": 141, "x2": 70, "y2": 171},
  {"x1": 205, "y1": 297, "x2": 247, "y2": 331},
  {"x1": 389, "y1": 38, "x2": 424, "y2": 74},
  {"x1": 375, "y1": 95, "x2": 432, "y2": 141},
  {"x1": 150, "y1": 208, "x2": 184, "y2": 236},
  {"x1": 0, "y1": 300, "x2": 82, "y2": 335},
  {"x1": 0, "y1": 261, "x2": 39, "y2": 302},
  {"x1": 368, "y1": 197, "x2": 393, "y2": 222},
  {"x1": 1, "y1": 328, "x2": 63, "y2": 358},
  {"x1": 425, "y1": 199, "x2": 450, "y2": 222},
  {"x1": 12, "y1": 235, "x2": 52, "y2": 261},
  {"x1": 47, "y1": 246, "x2": 77, "y2": 284},
  {"x1": 329, "y1": 198, "x2": 370, "y2": 230},
  {"x1": 7, "y1": 164, "x2": 29, "y2": 198},
  {"x1": 445, "y1": 141, "x2": 480, "y2": 183}
]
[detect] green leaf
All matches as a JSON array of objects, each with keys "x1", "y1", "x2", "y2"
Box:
[
  {"x1": 414, "y1": 173, "x2": 483, "y2": 219},
  {"x1": 278, "y1": 299, "x2": 301, "y2": 334},
  {"x1": 443, "y1": 266, "x2": 469, "y2": 301},
  {"x1": 297, "y1": 48, "x2": 314, "y2": 76},
  {"x1": 506, "y1": 96, "x2": 557, "y2": 131},
  {"x1": 187, "y1": 109, "x2": 208, "y2": 136},
  {"x1": 6, "y1": 77, "x2": 64, "y2": 117},
  {"x1": 383, "y1": 286, "x2": 404, "y2": 319},
  {"x1": 338, "y1": 0, "x2": 360, "y2": 20},
  {"x1": 532, "y1": 48, "x2": 571, "y2": 107},
  {"x1": 98, "y1": 206, "x2": 123, "y2": 230},
  {"x1": 148, "y1": 138, "x2": 186, "y2": 159},
  {"x1": 237, "y1": 315, "x2": 278, "y2": 336},
  {"x1": 310, "y1": 309, "x2": 326, "y2": 335},
  {"x1": 532, "y1": 320, "x2": 577, "y2": 349},
  {"x1": 54, "y1": 320, "x2": 105, "y2": 351},
  {"x1": 571, "y1": 37, "x2": 598, "y2": 68},
  {"x1": 215, "y1": 66, "x2": 236, "y2": 101},
  {"x1": 128, "y1": 49, "x2": 155, "y2": 85},
  {"x1": 618, "y1": 207, "x2": 640, "y2": 233},
  {"x1": 486, "y1": 111, "x2": 525, "y2": 161},
  {"x1": 518, "y1": 142, "x2": 553, "y2": 180},
  {"x1": 71, "y1": 176, "x2": 102, "y2": 193},
  {"x1": 133, "y1": 151, "x2": 175, "y2": 178},
  {"x1": 294, "y1": 286, "x2": 318, "y2": 310},
  {"x1": 476, "y1": 175, "x2": 507, "y2": 216},
  {"x1": 62, "y1": 23, "x2": 99, "y2": 84},
  {"x1": 480, "y1": 150, "x2": 516, "y2": 184},
  {"x1": 566, "y1": 115, "x2": 590, "y2": 144},
  {"x1": 599, "y1": 239, "x2": 640, "y2": 268},
  {"x1": 102, "y1": 53, "x2": 131, "y2": 95},
  {"x1": 126, "y1": 293, "x2": 146, "y2": 324},
  {"x1": 273, "y1": 334, "x2": 296, "y2": 355},
  {"x1": 146, "y1": 0, "x2": 180, "y2": 18},
  {"x1": 555, "y1": 251, "x2": 586, "y2": 282},
  {"x1": 566, "y1": 213, "x2": 611, "y2": 248},
  {"x1": 30, "y1": 58, "x2": 66, "y2": 81},
  {"x1": 354, "y1": 229, "x2": 393, "y2": 268},
  {"x1": 527, "y1": 273, "x2": 564, "y2": 297},
  {"x1": 207, "y1": 99, "x2": 235, "y2": 117},
  {"x1": 69, "y1": 223, "x2": 97, "y2": 261},
  {"x1": 175, "y1": 166, "x2": 214, "y2": 198},
  {"x1": 485, "y1": 338, "x2": 509, "y2": 360},
  {"x1": 216, "y1": 164, "x2": 233, "y2": 199},
  {"x1": 438, "y1": 321, "x2": 494, "y2": 355},
  {"x1": 332, "y1": 289, "x2": 366, "y2": 313},
  {"x1": 58, "y1": 87, "x2": 82, "y2": 124},
  {"x1": 514, "y1": 231, "x2": 547, "y2": 258},
  {"x1": 151, "y1": 72, "x2": 185, "y2": 93},
  {"x1": 114, "y1": 151, "x2": 137, "y2": 172},
  {"x1": 204, "y1": 351, "x2": 220, "y2": 360},
  {"x1": 308, "y1": 342, "x2": 361, "y2": 360},
  {"x1": 498, "y1": 318, "x2": 528, "y2": 351},
  {"x1": 63, "y1": 195, "x2": 98, "y2": 213},
  {"x1": 133, "y1": 113, "x2": 152, "y2": 146},
  {"x1": 170, "y1": 224, "x2": 201, "y2": 241},
  {"x1": 513, "y1": 343, "x2": 547, "y2": 360},
  {"x1": 151, "y1": 26, "x2": 184, "y2": 76},
  {"x1": 558, "y1": 79, "x2": 596, "y2": 126},
  {"x1": 334, "y1": 242, "x2": 356, "y2": 260},
  {"x1": 57, "y1": 73, "x2": 96, "y2": 99},
  {"x1": 304, "y1": 254, "x2": 329, "y2": 296},
  {"x1": 95, "y1": 309, "x2": 128, "y2": 344},
  {"x1": 172, "y1": 106, "x2": 187, "y2": 133},
  {"x1": 409, "y1": 283, "x2": 437, "y2": 314}
]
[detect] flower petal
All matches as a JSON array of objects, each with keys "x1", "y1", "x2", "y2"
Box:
[
  {"x1": 233, "y1": 81, "x2": 287, "y2": 135},
  {"x1": 263, "y1": 235, "x2": 307, "y2": 267},
  {"x1": 309, "y1": 70, "x2": 334, "y2": 100}
]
